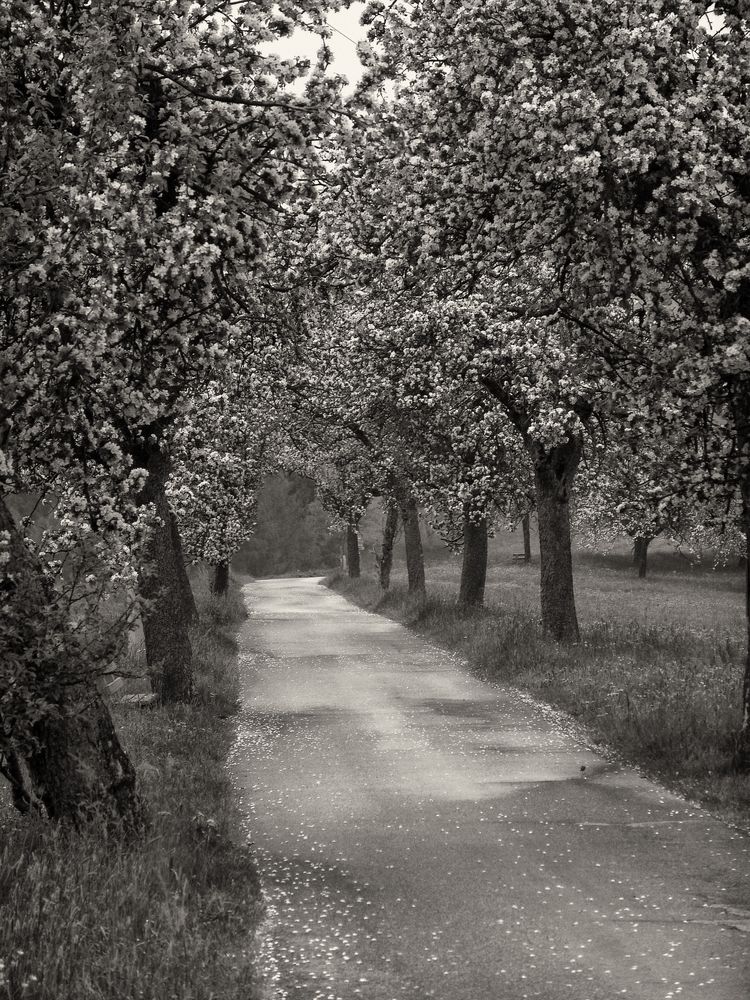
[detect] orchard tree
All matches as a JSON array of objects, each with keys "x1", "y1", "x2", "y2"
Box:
[
  {"x1": 0, "y1": 0, "x2": 346, "y2": 819},
  {"x1": 169, "y1": 361, "x2": 278, "y2": 598},
  {"x1": 359, "y1": 0, "x2": 750, "y2": 758},
  {"x1": 6, "y1": 0, "x2": 347, "y2": 702},
  {"x1": 277, "y1": 293, "x2": 433, "y2": 594},
  {"x1": 0, "y1": 474, "x2": 148, "y2": 827},
  {"x1": 314, "y1": 80, "x2": 608, "y2": 636}
]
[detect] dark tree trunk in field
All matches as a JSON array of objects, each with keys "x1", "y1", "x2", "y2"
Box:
[
  {"x1": 633, "y1": 536, "x2": 651, "y2": 579},
  {"x1": 169, "y1": 510, "x2": 198, "y2": 621},
  {"x1": 136, "y1": 445, "x2": 193, "y2": 703},
  {"x1": 378, "y1": 502, "x2": 399, "y2": 590},
  {"x1": 211, "y1": 559, "x2": 229, "y2": 596},
  {"x1": 532, "y1": 438, "x2": 581, "y2": 643},
  {"x1": 459, "y1": 511, "x2": 488, "y2": 607},
  {"x1": 522, "y1": 513, "x2": 532, "y2": 564},
  {"x1": 399, "y1": 493, "x2": 426, "y2": 598},
  {"x1": 346, "y1": 520, "x2": 361, "y2": 579},
  {"x1": 732, "y1": 391, "x2": 750, "y2": 769},
  {"x1": 0, "y1": 497, "x2": 145, "y2": 831}
]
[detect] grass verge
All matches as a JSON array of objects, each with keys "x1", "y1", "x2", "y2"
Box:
[
  {"x1": 0, "y1": 575, "x2": 264, "y2": 1000},
  {"x1": 329, "y1": 571, "x2": 750, "y2": 830}
]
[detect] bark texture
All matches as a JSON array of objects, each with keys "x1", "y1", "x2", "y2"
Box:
[
  {"x1": 633, "y1": 536, "x2": 652, "y2": 579},
  {"x1": 522, "y1": 513, "x2": 532, "y2": 564},
  {"x1": 733, "y1": 390, "x2": 750, "y2": 769},
  {"x1": 459, "y1": 512, "x2": 488, "y2": 607},
  {"x1": 169, "y1": 510, "x2": 198, "y2": 621},
  {"x1": 346, "y1": 520, "x2": 361, "y2": 579},
  {"x1": 0, "y1": 497, "x2": 145, "y2": 830},
  {"x1": 136, "y1": 445, "x2": 193, "y2": 703},
  {"x1": 399, "y1": 493, "x2": 426, "y2": 598},
  {"x1": 378, "y1": 502, "x2": 399, "y2": 590},
  {"x1": 211, "y1": 559, "x2": 229, "y2": 596},
  {"x1": 532, "y1": 439, "x2": 581, "y2": 642},
  {"x1": 27, "y1": 688, "x2": 146, "y2": 831}
]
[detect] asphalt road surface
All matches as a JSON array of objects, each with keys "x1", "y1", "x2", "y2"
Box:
[{"x1": 229, "y1": 577, "x2": 750, "y2": 1000}]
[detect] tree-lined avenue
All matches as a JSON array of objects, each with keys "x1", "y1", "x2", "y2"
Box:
[{"x1": 230, "y1": 578, "x2": 750, "y2": 1000}]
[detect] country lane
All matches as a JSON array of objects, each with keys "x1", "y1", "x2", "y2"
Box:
[{"x1": 229, "y1": 577, "x2": 750, "y2": 1000}]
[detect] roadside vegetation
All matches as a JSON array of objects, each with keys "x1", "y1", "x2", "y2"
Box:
[
  {"x1": 329, "y1": 533, "x2": 750, "y2": 829},
  {"x1": 0, "y1": 576, "x2": 264, "y2": 1000}
]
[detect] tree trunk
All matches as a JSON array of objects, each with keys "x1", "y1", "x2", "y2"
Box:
[
  {"x1": 732, "y1": 390, "x2": 750, "y2": 769},
  {"x1": 1, "y1": 750, "x2": 33, "y2": 814},
  {"x1": 169, "y1": 510, "x2": 198, "y2": 622},
  {"x1": 378, "y1": 501, "x2": 399, "y2": 590},
  {"x1": 0, "y1": 496, "x2": 145, "y2": 831},
  {"x1": 532, "y1": 438, "x2": 581, "y2": 642},
  {"x1": 741, "y1": 499, "x2": 750, "y2": 763},
  {"x1": 522, "y1": 513, "x2": 532, "y2": 563},
  {"x1": 211, "y1": 558, "x2": 229, "y2": 596},
  {"x1": 346, "y1": 520, "x2": 361, "y2": 579},
  {"x1": 136, "y1": 445, "x2": 193, "y2": 704},
  {"x1": 459, "y1": 510, "x2": 488, "y2": 607},
  {"x1": 399, "y1": 493, "x2": 426, "y2": 598},
  {"x1": 633, "y1": 536, "x2": 651, "y2": 579},
  {"x1": 27, "y1": 687, "x2": 146, "y2": 832}
]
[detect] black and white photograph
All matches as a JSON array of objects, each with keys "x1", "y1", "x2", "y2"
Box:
[{"x1": 1, "y1": 2, "x2": 749, "y2": 998}]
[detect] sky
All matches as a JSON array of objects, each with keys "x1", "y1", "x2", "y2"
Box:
[{"x1": 267, "y1": 3, "x2": 367, "y2": 90}]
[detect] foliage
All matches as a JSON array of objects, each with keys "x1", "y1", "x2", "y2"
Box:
[
  {"x1": 0, "y1": 491, "x2": 145, "y2": 764},
  {"x1": 0, "y1": 0, "x2": 348, "y2": 802},
  {"x1": 0, "y1": 575, "x2": 264, "y2": 1000},
  {"x1": 235, "y1": 473, "x2": 342, "y2": 576},
  {"x1": 357, "y1": 0, "x2": 749, "y2": 533}
]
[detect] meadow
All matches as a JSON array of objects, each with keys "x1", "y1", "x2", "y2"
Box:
[
  {"x1": 0, "y1": 576, "x2": 263, "y2": 1000},
  {"x1": 332, "y1": 527, "x2": 750, "y2": 828}
]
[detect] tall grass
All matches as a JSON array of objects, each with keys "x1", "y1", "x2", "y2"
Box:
[
  {"x1": 330, "y1": 568, "x2": 750, "y2": 826},
  {"x1": 0, "y1": 576, "x2": 264, "y2": 1000}
]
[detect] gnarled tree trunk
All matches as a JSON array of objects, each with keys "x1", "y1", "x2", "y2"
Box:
[
  {"x1": 27, "y1": 688, "x2": 146, "y2": 832},
  {"x1": 0, "y1": 497, "x2": 145, "y2": 831},
  {"x1": 378, "y1": 501, "x2": 399, "y2": 590},
  {"x1": 135, "y1": 444, "x2": 193, "y2": 704},
  {"x1": 531, "y1": 438, "x2": 581, "y2": 642},
  {"x1": 169, "y1": 510, "x2": 198, "y2": 621},
  {"x1": 399, "y1": 492, "x2": 426, "y2": 599},
  {"x1": 211, "y1": 558, "x2": 229, "y2": 596},
  {"x1": 459, "y1": 510, "x2": 488, "y2": 607},
  {"x1": 346, "y1": 519, "x2": 361, "y2": 579},
  {"x1": 633, "y1": 535, "x2": 652, "y2": 579}
]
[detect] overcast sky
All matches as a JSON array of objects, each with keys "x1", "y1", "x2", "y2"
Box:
[{"x1": 267, "y1": 3, "x2": 366, "y2": 90}]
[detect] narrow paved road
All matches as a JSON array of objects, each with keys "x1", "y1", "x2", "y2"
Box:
[{"x1": 229, "y1": 578, "x2": 750, "y2": 1000}]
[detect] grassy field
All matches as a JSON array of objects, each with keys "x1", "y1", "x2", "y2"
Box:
[
  {"x1": 0, "y1": 575, "x2": 264, "y2": 1000},
  {"x1": 331, "y1": 527, "x2": 750, "y2": 828}
]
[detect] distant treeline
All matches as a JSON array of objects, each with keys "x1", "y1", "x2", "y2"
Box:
[{"x1": 233, "y1": 474, "x2": 343, "y2": 577}]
